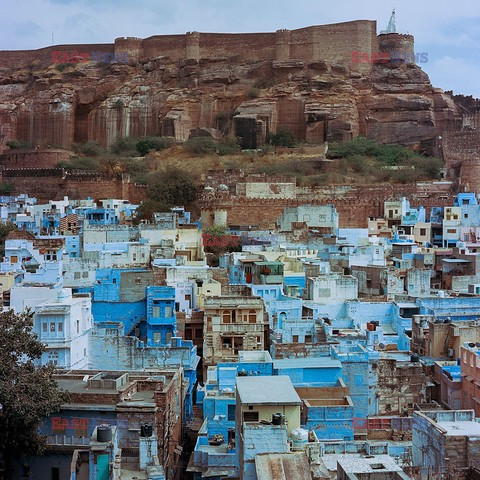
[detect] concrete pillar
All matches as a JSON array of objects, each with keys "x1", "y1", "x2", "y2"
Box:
[
  {"x1": 186, "y1": 31, "x2": 200, "y2": 61},
  {"x1": 275, "y1": 29, "x2": 291, "y2": 61}
]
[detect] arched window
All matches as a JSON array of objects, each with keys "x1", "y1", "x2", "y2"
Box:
[
  {"x1": 222, "y1": 310, "x2": 231, "y2": 324},
  {"x1": 248, "y1": 309, "x2": 256, "y2": 324}
]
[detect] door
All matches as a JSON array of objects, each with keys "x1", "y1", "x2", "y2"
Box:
[{"x1": 96, "y1": 454, "x2": 109, "y2": 480}]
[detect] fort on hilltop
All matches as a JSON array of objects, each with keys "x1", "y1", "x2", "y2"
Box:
[{"x1": 0, "y1": 20, "x2": 414, "y2": 73}]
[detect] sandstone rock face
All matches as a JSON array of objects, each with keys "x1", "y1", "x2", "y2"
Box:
[{"x1": 0, "y1": 37, "x2": 458, "y2": 153}]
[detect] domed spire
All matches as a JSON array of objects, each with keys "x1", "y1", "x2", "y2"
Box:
[{"x1": 386, "y1": 8, "x2": 396, "y2": 34}]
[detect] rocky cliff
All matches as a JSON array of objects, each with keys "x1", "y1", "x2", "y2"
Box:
[{"x1": 0, "y1": 25, "x2": 459, "y2": 154}]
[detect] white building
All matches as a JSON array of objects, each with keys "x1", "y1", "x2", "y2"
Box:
[{"x1": 33, "y1": 288, "x2": 93, "y2": 369}]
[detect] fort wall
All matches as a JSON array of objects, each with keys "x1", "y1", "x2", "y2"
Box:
[
  {"x1": 0, "y1": 21, "x2": 379, "y2": 71},
  {"x1": 0, "y1": 168, "x2": 147, "y2": 203},
  {"x1": 0, "y1": 149, "x2": 71, "y2": 169}
]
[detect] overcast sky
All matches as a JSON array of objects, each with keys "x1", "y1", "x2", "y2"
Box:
[{"x1": 1, "y1": 0, "x2": 479, "y2": 97}]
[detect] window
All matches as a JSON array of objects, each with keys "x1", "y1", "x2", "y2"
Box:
[
  {"x1": 228, "y1": 404, "x2": 236, "y2": 421},
  {"x1": 112, "y1": 278, "x2": 116, "y2": 284},
  {"x1": 58, "y1": 322, "x2": 63, "y2": 332},
  {"x1": 464, "y1": 214, "x2": 469, "y2": 219},
  {"x1": 165, "y1": 306, "x2": 173, "y2": 317},
  {"x1": 305, "y1": 335, "x2": 312, "y2": 343},
  {"x1": 135, "y1": 277, "x2": 141, "y2": 285},
  {"x1": 223, "y1": 311, "x2": 231, "y2": 324},
  {"x1": 185, "y1": 329, "x2": 193, "y2": 340},
  {"x1": 248, "y1": 309, "x2": 256, "y2": 324},
  {"x1": 152, "y1": 306, "x2": 160, "y2": 317},
  {"x1": 10, "y1": 255, "x2": 18, "y2": 263},
  {"x1": 82, "y1": 271, "x2": 88, "y2": 278},
  {"x1": 76, "y1": 320, "x2": 80, "y2": 333},
  {"x1": 195, "y1": 328, "x2": 203, "y2": 338},
  {"x1": 243, "y1": 411, "x2": 259, "y2": 422},
  {"x1": 447, "y1": 229, "x2": 456, "y2": 234},
  {"x1": 292, "y1": 335, "x2": 299, "y2": 343},
  {"x1": 43, "y1": 323, "x2": 47, "y2": 332},
  {"x1": 74, "y1": 272, "x2": 80, "y2": 279},
  {"x1": 420, "y1": 228, "x2": 426, "y2": 236},
  {"x1": 50, "y1": 323, "x2": 55, "y2": 332},
  {"x1": 84, "y1": 348, "x2": 87, "y2": 357}
]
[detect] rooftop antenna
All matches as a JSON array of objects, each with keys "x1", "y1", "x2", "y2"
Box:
[{"x1": 386, "y1": 8, "x2": 397, "y2": 34}]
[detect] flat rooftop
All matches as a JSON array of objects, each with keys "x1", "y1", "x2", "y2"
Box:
[
  {"x1": 236, "y1": 375, "x2": 302, "y2": 406},
  {"x1": 437, "y1": 421, "x2": 480, "y2": 436},
  {"x1": 274, "y1": 357, "x2": 342, "y2": 370},
  {"x1": 322, "y1": 454, "x2": 402, "y2": 473}
]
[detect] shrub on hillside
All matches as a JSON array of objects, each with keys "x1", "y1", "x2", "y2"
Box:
[
  {"x1": 72, "y1": 141, "x2": 104, "y2": 157},
  {"x1": 267, "y1": 126, "x2": 297, "y2": 148},
  {"x1": 6, "y1": 140, "x2": 30, "y2": 149},
  {"x1": 110, "y1": 136, "x2": 139, "y2": 155},
  {"x1": 136, "y1": 137, "x2": 174, "y2": 156}
]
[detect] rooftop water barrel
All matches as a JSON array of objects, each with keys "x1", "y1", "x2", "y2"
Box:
[{"x1": 97, "y1": 425, "x2": 112, "y2": 443}]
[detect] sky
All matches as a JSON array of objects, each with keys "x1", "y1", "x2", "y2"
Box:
[{"x1": 1, "y1": 0, "x2": 480, "y2": 97}]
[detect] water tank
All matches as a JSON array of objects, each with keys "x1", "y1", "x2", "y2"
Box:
[
  {"x1": 97, "y1": 425, "x2": 112, "y2": 443},
  {"x1": 291, "y1": 428, "x2": 309, "y2": 450},
  {"x1": 272, "y1": 413, "x2": 285, "y2": 425},
  {"x1": 410, "y1": 354, "x2": 420, "y2": 363},
  {"x1": 140, "y1": 423, "x2": 153, "y2": 438}
]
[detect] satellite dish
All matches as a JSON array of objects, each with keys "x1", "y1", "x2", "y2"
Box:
[{"x1": 378, "y1": 343, "x2": 386, "y2": 350}]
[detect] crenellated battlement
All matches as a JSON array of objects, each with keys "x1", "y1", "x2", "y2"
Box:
[{"x1": 0, "y1": 20, "x2": 382, "y2": 73}]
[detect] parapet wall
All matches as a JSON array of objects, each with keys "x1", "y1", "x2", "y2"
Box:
[
  {"x1": 0, "y1": 149, "x2": 71, "y2": 169},
  {"x1": 0, "y1": 20, "x2": 379, "y2": 71},
  {"x1": 0, "y1": 168, "x2": 146, "y2": 203}
]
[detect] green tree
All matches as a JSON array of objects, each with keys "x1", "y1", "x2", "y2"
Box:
[
  {"x1": 0, "y1": 309, "x2": 69, "y2": 476},
  {"x1": 268, "y1": 126, "x2": 297, "y2": 147},
  {"x1": 0, "y1": 222, "x2": 17, "y2": 258},
  {"x1": 138, "y1": 168, "x2": 198, "y2": 218},
  {"x1": 202, "y1": 225, "x2": 242, "y2": 266}
]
